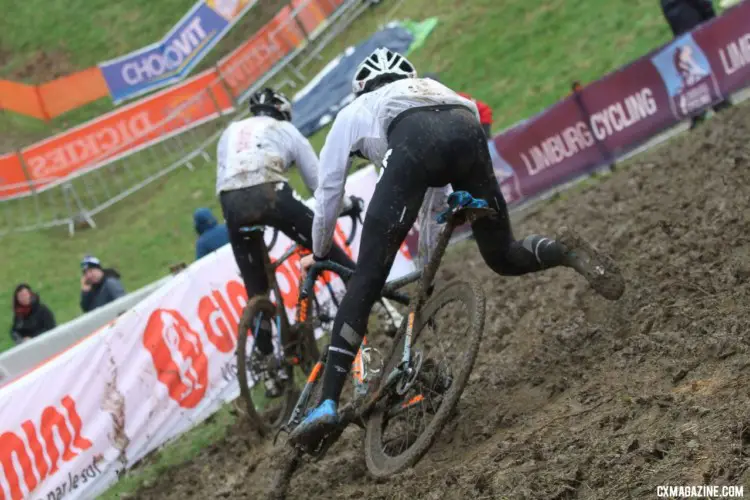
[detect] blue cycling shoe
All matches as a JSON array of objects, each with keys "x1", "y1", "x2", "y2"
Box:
[
  {"x1": 436, "y1": 191, "x2": 489, "y2": 224},
  {"x1": 289, "y1": 399, "x2": 339, "y2": 446}
]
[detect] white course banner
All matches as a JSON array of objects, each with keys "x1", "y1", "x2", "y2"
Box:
[{"x1": 0, "y1": 165, "x2": 416, "y2": 500}]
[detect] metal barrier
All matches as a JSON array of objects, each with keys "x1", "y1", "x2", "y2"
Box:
[
  {"x1": 0, "y1": 0, "x2": 368, "y2": 236},
  {"x1": 0, "y1": 274, "x2": 174, "y2": 386}
]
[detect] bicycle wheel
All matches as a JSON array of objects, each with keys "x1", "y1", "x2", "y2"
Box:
[
  {"x1": 237, "y1": 297, "x2": 297, "y2": 435},
  {"x1": 363, "y1": 279, "x2": 485, "y2": 477}
]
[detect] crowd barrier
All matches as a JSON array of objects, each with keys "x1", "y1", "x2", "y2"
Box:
[
  {"x1": 0, "y1": 166, "x2": 417, "y2": 500},
  {"x1": 488, "y1": 0, "x2": 750, "y2": 210},
  {"x1": 0, "y1": 0, "x2": 354, "y2": 203},
  {"x1": 0, "y1": 275, "x2": 175, "y2": 388},
  {"x1": 0, "y1": 0, "x2": 344, "y2": 120}
]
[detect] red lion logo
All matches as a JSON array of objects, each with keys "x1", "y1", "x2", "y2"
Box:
[{"x1": 142, "y1": 309, "x2": 209, "y2": 408}]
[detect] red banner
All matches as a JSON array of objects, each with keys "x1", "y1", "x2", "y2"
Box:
[
  {"x1": 218, "y1": 6, "x2": 305, "y2": 98},
  {"x1": 490, "y1": 1, "x2": 750, "y2": 207},
  {"x1": 18, "y1": 70, "x2": 232, "y2": 191}
]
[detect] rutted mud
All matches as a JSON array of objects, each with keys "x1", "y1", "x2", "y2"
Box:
[{"x1": 132, "y1": 105, "x2": 750, "y2": 499}]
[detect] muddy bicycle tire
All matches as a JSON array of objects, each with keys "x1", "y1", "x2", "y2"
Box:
[
  {"x1": 237, "y1": 296, "x2": 297, "y2": 436},
  {"x1": 266, "y1": 446, "x2": 303, "y2": 500},
  {"x1": 363, "y1": 279, "x2": 485, "y2": 477}
]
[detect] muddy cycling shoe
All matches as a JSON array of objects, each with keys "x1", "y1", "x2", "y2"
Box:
[
  {"x1": 289, "y1": 399, "x2": 340, "y2": 447},
  {"x1": 556, "y1": 226, "x2": 625, "y2": 301}
]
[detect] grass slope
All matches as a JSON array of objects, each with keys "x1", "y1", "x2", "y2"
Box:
[{"x1": 0, "y1": 0, "x2": 679, "y2": 349}]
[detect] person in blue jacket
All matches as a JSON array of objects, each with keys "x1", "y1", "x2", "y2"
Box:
[{"x1": 194, "y1": 207, "x2": 230, "y2": 260}]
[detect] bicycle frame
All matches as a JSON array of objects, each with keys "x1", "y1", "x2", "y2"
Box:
[{"x1": 281, "y1": 200, "x2": 497, "y2": 448}]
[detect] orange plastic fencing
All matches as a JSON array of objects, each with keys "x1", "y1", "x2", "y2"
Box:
[
  {"x1": 0, "y1": 68, "x2": 109, "y2": 121},
  {"x1": 38, "y1": 68, "x2": 110, "y2": 118},
  {"x1": 0, "y1": 80, "x2": 48, "y2": 120}
]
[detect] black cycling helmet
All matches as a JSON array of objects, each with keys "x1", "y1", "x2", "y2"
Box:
[{"x1": 249, "y1": 87, "x2": 292, "y2": 121}]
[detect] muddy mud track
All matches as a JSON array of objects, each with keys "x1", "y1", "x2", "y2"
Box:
[{"x1": 133, "y1": 105, "x2": 750, "y2": 499}]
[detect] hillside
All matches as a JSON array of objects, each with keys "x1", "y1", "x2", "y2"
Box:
[{"x1": 0, "y1": 0, "x2": 678, "y2": 354}]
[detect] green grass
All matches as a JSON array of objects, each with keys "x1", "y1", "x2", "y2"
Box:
[
  {"x1": 0, "y1": 0, "x2": 682, "y2": 352},
  {"x1": 0, "y1": 0, "x2": 712, "y2": 493}
]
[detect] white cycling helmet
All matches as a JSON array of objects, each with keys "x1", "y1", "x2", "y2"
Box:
[
  {"x1": 352, "y1": 47, "x2": 417, "y2": 95},
  {"x1": 249, "y1": 87, "x2": 292, "y2": 121}
]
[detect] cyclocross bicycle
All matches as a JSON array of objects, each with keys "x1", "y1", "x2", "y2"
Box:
[
  {"x1": 235, "y1": 200, "x2": 404, "y2": 437},
  {"x1": 270, "y1": 191, "x2": 494, "y2": 496}
]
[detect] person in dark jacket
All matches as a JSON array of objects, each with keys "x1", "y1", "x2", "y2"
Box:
[
  {"x1": 80, "y1": 255, "x2": 126, "y2": 313},
  {"x1": 660, "y1": 0, "x2": 731, "y2": 127},
  {"x1": 10, "y1": 284, "x2": 56, "y2": 344},
  {"x1": 194, "y1": 207, "x2": 230, "y2": 260}
]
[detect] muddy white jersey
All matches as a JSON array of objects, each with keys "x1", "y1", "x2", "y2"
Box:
[
  {"x1": 216, "y1": 116, "x2": 319, "y2": 195},
  {"x1": 312, "y1": 77, "x2": 479, "y2": 258}
]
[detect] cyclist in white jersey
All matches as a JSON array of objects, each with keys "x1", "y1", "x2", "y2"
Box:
[
  {"x1": 289, "y1": 48, "x2": 625, "y2": 445},
  {"x1": 217, "y1": 87, "x2": 360, "y2": 397}
]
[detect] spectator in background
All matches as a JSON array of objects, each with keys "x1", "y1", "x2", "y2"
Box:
[
  {"x1": 660, "y1": 0, "x2": 731, "y2": 127},
  {"x1": 194, "y1": 207, "x2": 230, "y2": 260},
  {"x1": 423, "y1": 72, "x2": 494, "y2": 137},
  {"x1": 80, "y1": 255, "x2": 126, "y2": 313},
  {"x1": 10, "y1": 284, "x2": 56, "y2": 345}
]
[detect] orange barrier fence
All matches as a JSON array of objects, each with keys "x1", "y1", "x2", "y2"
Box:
[
  {"x1": 0, "y1": 80, "x2": 47, "y2": 120},
  {"x1": 1, "y1": 68, "x2": 112, "y2": 121},
  {"x1": 38, "y1": 68, "x2": 110, "y2": 118},
  {"x1": 0, "y1": 0, "x2": 338, "y2": 121},
  {"x1": 0, "y1": 154, "x2": 30, "y2": 198}
]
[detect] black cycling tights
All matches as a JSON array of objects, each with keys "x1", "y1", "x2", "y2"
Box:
[
  {"x1": 320, "y1": 106, "x2": 567, "y2": 403},
  {"x1": 220, "y1": 182, "x2": 356, "y2": 355}
]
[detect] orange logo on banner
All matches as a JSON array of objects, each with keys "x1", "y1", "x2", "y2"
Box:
[
  {"x1": 0, "y1": 396, "x2": 92, "y2": 500},
  {"x1": 198, "y1": 280, "x2": 247, "y2": 353},
  {"x1": 143, "y1": 309, "x2": 209, "y2": 408}
]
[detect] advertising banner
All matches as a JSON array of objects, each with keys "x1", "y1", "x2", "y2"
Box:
[
  {"x1": 492, "y1": 1, "x2": 750, "y2": 206},
  {"x1": 217, "y1": 6, "x2": 305, "y2": 99},
  {"x1": 692, "y1": 0, "x2": 750, "y2": 98},
  {"x1": 99, "y1": 0, "x2": 257, "y2": 103},
  {"x1": 17, "y1": 70, "x2": 233, "y2": 193}
]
